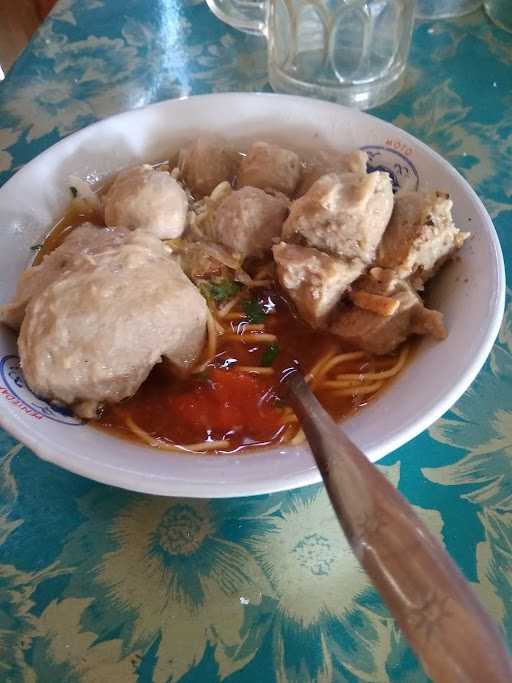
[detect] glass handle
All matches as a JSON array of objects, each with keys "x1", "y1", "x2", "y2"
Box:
[{"x1": 205, "y1": 0, "x2": 267, "y2": 35}]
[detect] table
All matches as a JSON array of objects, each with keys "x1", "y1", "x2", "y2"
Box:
[{"x1": 0, "y1": 3, "x2": 511, "y2": 681}]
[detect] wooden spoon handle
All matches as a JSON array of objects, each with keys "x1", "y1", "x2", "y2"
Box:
[{"x1": 288, "y1": 373, "x2": 512, "y2": 683}]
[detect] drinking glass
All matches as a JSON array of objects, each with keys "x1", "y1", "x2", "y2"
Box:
[
  {"x1": 205, "y1": 0, "x2": 416, "y2": 110},
  {"x1": 484, "y1": 0, "x2": 512, "y2": 31},
  {"x1": 415, "y1": 0, "x2": 481, "y2": 18}
]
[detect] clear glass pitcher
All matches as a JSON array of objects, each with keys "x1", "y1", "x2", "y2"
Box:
[
  {"x1": 484, "y1": 0, "x2": 512, "y2": 31},
  {"x1": 205, "y1": 0, "x2": 416, "y2": 110},
  {"x1": 415, "y1": 0, "x2": 481, "y2": 19}
]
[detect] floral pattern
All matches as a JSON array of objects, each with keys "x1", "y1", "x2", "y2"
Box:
[
  {"x1": 0, "y1": 449, "x2": 441, "y2": 682},
  {"x1": 423, "y1": 302, "x2": 512, "y2": 634},
  {"x1": 0, "y1": 2, "x2": 511, "y2": 681}
]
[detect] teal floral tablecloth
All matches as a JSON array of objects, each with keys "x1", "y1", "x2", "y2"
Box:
[{"x1": 0, "y1": 3, "x2": 511, "y2": 681}]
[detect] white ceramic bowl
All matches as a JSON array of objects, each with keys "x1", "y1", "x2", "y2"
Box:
[{"x1": 0, "y1": 93, "x2": 505, "y2": 497}]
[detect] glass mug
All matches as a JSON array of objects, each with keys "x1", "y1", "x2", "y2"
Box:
[
  {"x1": 415, "y1": 0, "x2": 481, "y2": 18},
  {"x1": 205, "y1": 0, "x2": 416, "y2": 110}
]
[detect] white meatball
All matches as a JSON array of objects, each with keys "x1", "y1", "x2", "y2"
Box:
[
  {"x1": 209, "y1": 187, "x2": 289, "y2": 258},
  {"x1": 0, "y1": 223, "x2": 127, "y2": 331},
  {"x1": 179, "y1": 136, "x2": 239, "y2": 198},
  {"x1": 238, "y1": 142, "x2": 302, "y2": 197},
  {"x1": 18, "y1": 227, "x2": 207, "y2": 418},
  {"x1": 104, "y1": 164, "x2": 188, "y2": 239}
]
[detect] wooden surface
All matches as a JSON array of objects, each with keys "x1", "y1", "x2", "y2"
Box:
[
  {"x1": 0, "y1": 0, "x2": 56, "y2": 76},
  {"x1": 34, "y1": 0, "x2": 57, "y2": 19}
]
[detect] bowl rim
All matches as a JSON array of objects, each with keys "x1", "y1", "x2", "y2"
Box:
[{"x1": 0, "y1": 92, "x2": 505, "y2": 497}]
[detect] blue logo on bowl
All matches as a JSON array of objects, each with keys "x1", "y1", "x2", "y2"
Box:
[
  {"x1": 362, "y1": 145, "x2": 419, "y2": 193},
  {"x1": 0, "y1": 355, "x2": 83, "y2": 425}
]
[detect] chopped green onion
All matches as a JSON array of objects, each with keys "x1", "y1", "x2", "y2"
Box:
[
  {"x1": 195, "y1": 369, "x2": 210, "y2": 382},
  {"x1": 200, "y1": 279, "x2": 242, "y2": 303},
  {"x1": 261, "y1": 344, "x2": 280, "y2": 367},
  {"x1": 243, "y1": 298, "x2": 267, "y2": 323},
  {"x1": 30, "y1": 244, "x2": 43, "y2": 251}
]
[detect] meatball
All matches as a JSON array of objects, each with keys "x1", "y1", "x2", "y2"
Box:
[
  {"x1": 208, "y1": 187, "x2": 289, "y2": 258},
  {"x1": 297, "y1": 149, "x2": 368, "y2": 195},
  {"x1": 104, "y1": 164, "x2": 188, "y2": 239},
  {"x1": 179, "y1": 137, "x2": 239, "y2": 198},
  {"x1": 238, "y1": 142, "x2": 301, "y2": 197},
  {"x1": 0, "y1": 223, "x2": 128, "y2": 331},
  {"x1": 18, "y1": 229, "x2": 207, "y2": 418}
]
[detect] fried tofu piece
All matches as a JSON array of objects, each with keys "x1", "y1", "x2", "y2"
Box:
[
  {"x1": 238, "y1": 142, "x2": 302, "y2": 197},
  {"x1": 351, "y1": 290, "x2": 400, "y2": 317},
  {"x1": 173, "y1": 240, "x2": 241, "y2": 282},
  {"x1": 331, "y1": 281, "x2": 446, "y2": 355},
  {"x1": 352, "y1": 267, "x2": 400, "y2": 297},
  {"x1": 377, "y1": 190, "x2": 470, "y2": 287},
  {"x1": 273, "y1": 242, "x2": 361, "y2": 328},
  {"x1": 282, "y1": 171, "x2": 394, "y2": 263}
]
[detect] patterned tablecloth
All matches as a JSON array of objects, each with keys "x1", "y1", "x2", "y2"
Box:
[{"x1": 0, "y1": 2, "x2": 511, "y2": 681}]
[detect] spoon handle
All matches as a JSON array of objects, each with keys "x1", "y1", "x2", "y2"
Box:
[{"x1": 288, "y1": 373, "x2": 512, "y2": 683}]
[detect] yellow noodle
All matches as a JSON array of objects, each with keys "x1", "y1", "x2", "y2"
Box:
[
  {"x1": 322, "y1": 379, "x2": 369, "y2": 389},
  {"x1": 247, "y1": 279, "x2": 273, "y2": 288},
  {"x1": 371, "y1": 357, "x2": 401, "y2": 368},
  {"x1": 223, "y1": 333, "x2": 278, "y2": 344},
  {"x1": 213, "y1": 318, "x2": 225, "y2": 335},
  {"x1": 125, "y1": 416, "x2": 163, "y2": 448},
  {"x1": 280, "y1": 413, "x2": 299, "y2": 424},
  {"x1": 304, "y1": 348, "x2": 338, "y2": 383},
  {"x1": 291, "y1": 428, "x2": 305, "y2": 445},
  {"x1": 319, "y1": 349, "x2": 407, "y2": 389},
  {"x1": 207, "y1": 308, "x2": 219, "y2": 355},
  {"x1": 218, "y1": 291, "x2": 245, "y2": 318},
  {"x1": 237, "y1": 366, "x2": 275, "y2": 375},
  {"x1": 279, "y1": 424, "x2": 294, "y2": 443},
  {"x1": 334, "y1": 346, "x2": 408, "y2": 381},
  {"x1": 223, "y1": 312, "x2": 247, "y2": 322},
  {"x1": 234, "y1": 323, "x2": 265, "y2": 332},
  {"x1": 183, "y1": 440, "x2": 231, "y2": 452},
  {"x1": 332, "y1": 381, "x2": 384, "y2": 397},
  {"x1": 193, "y1": 308, "x2": 219, "y2": 373},
  {"x1": 125, "y1": 416, "x2": 229, "y2": 452},
  {"x1": 254, "y1": 263, "x2": 274, "y2": 280},
  {"x1": 318, "y1": 351, "x2": 368, "y2": 376},
  {"x1": 309, "y1": 351, "x2": 368, "y2": 389}
]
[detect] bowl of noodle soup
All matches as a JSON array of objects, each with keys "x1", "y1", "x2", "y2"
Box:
[{"x1": 0, "y1": 94, "x2": 504, "y2": 497}]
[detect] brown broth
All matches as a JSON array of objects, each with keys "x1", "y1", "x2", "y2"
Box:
[
  {"x1": 95, "y1": 287, "x2": 390, "y2": 453},
  {"x1": 31, "y1": 160, "x2": 407, "y2": 455},
  {"x1": 33, "y1": 202, "x2": 105, "y2": 265}
]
